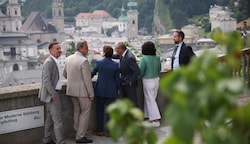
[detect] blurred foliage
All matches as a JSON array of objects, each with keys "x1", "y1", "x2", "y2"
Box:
[
  {"x1": 107, "y1": 99, "x2": 157, "y2": 144},
  {"x1": 124, "y1": 42, "x2": 142, "y2": 63},
  {"x1": 160, "y1": 31, "x2": 250, "y2": 144},
  {"x1": 188, "y1": 15, "x2": 211, "y2": 32},
  {"x1": 65, "y1": 41, "x2": 75, "y2": 57}
]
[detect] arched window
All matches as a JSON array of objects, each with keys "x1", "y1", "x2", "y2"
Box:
[
  {"x1": 53, "y1": 38, "x2": 57, "y2": 42},
  {"x1": 13, "y1": 64, "x2": 19, "y2": 71},
  {"x1": 37, "y1": 39, "x2": 41, "y2": 43}
]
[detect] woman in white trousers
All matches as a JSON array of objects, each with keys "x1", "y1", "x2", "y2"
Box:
[{"x1": 140, "y1": 41, "x2": 161, "y2": 127}]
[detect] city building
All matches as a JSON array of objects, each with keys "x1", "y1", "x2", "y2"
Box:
[
  {"x1": 0, "y1": 0, "x2": 66, "y2": 87},
  {"x1": 0, "y1": 33, "x2": 37, "y2": 80},
  {"x1": 20, "y1": 0, "x2": 65, "y2": 43},
  {"x1": 181, "y1": 24, "x2": 200, "y2": 42},
  {"x1": 209, "y1": 5, "x2": 236, "y2": 33},
  {"x1": 75, "y1": 10, "x2": 113, "y2": 34},
  {"x1": 0, "y1": 0, "x2": 38, "y2": 80},
  {"x1": 0, "y1": 0, "x2": 22, "y2": 33}
]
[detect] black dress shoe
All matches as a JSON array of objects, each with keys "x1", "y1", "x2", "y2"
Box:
[
  {"x1": 44, "y1": 140, "x2": 56, "y2": 144},
  {"x1": 76, "y1": 137, "x2": 93, "y2": 143}
]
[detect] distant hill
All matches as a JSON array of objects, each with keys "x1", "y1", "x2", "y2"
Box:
[{"x1": 19, "y1": 0, "x2": 250, "y2": 34}]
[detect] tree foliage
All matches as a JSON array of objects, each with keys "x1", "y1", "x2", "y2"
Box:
[
  {"x1": 20, "y1": 0, "x2": 250, "y2": 33},
  {"x1": 107, "y1": 99, "x2": 158, "y2": 144}
]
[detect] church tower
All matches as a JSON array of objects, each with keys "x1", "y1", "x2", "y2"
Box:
[
  {"x1": 127, "y1": 0, "x2": 138, "y2": 40},
  {"x1": 52, "y1": 0, "x2": 64, "y2": 33},
  {"x1": 118, "y1": 5, "x2": 128, "y2": 32},
  {"x1": 5, "y1": 0, "x2": 22, "y2": 32}
]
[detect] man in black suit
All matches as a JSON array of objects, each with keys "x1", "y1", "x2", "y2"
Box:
[
  {"x1": 171, "y1": 30, "x2": 196, "y2": 71},
  {"x1": 114, "y1": 42, "x2": 140, "y2": 107}
]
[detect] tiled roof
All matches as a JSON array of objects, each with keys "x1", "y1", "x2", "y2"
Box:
[
  {"x1": 92, "y1": 10, "x2": 111, "y2": 18},
  {"x1": 20, "y1": 12, "x2": 57, "y2": 33},
  {"x1": 0, "y1": 34, "x2": 36, "y2": 46},
  {"x1": 75, "y1": 10, "x2": 112, "y2": 19}
]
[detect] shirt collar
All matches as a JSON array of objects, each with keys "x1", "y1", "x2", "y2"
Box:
[
  {"x1": 50, "y1": 55, "x2": 59, "y2": 64},
  {"x1": 122, "y1": 49, "x2": 128, "y2": 57},
  {"x1": 178, "y1": 42, "x2": 183, "y2": 48}
]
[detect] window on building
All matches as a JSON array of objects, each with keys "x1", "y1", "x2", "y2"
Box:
[
  {"x1": 133, "y1": 20, "x2": 135, "y2": 24},
  {"x1": 10, "y1": 47, "x2": 16, "y2": 59},
  {"x1": 15, "y1": 10, "x2": 17, "y2": 15},
  {"x1": 13, "y1": 64, "x2": 19, "y2": 71},
  {"x1": 3, "y1": 26, "x2": 6, "y2": 32},
  {"x1": 16, "y1": 27, "x2": 18, "y2": 31}
]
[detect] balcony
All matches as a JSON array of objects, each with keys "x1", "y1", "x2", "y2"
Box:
[
  {"x1": 0, "y1": 48, "x2": 250, "y2": 144},
  {"x1": 0, "y1": 78, "x2": 169, "y2": 144}
]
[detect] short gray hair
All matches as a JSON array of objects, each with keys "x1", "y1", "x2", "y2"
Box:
[
  {"x1": 76, "y1": 40, "x2": 87, "y2": 50},
  {"x1": 114, "y1": 41, "x2": 126, "y2": 50}
]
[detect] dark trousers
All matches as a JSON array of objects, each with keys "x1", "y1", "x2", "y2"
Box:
[
  {"x1": 96, "y1": 96, "x2": 116, "y2": 132},
  {"x1": 121, "y1": 85, "x2": 138, "y2": 107}
]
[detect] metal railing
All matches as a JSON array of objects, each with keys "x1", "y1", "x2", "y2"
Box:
[{"x1": 219, "y1": 48, "x2": 250, "y2": 87}]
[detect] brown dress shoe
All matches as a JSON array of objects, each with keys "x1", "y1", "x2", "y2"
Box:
[{"x1": 92, "y1": 131, "x2": 104, "y2": 136}]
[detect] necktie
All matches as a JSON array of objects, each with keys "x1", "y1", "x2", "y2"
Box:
[
  {"x1": 120, "y1": 56, "x2": 123, "y2": 63},
  {"x1": 172, "y1": 45, "x2": 178, "y2": 58}
]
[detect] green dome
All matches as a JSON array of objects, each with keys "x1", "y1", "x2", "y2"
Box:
[
  {"x1": 127, "y1": 1, "x2": 137, "y2": 7},
  {"x1": 118, "y1": 16, "x2": 128, "y2": 22}
]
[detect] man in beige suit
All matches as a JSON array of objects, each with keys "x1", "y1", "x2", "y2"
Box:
[{"x1": 63, "y1": 40, "x2": 94, "y2": 143}]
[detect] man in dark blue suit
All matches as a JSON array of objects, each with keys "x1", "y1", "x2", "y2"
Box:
[
  {"x1": 114, "y1": 42, "x2": 140, "y2": 107},
  {"x1": 91, "y1": 45, "x2": 120, "y2": 136},
  {"x1": 171, "y1": 30, "x2": 196, "y2": 71}
]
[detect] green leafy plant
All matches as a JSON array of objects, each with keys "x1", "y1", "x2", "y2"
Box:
[
  {"x1": 160, "y1": 31, "x2": 250, "y2": 144},
  {"x1": 107, "y1": 99, "x2": 157, "y2": 144}
]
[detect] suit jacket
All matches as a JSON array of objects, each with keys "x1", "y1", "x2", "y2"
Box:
[
  {"x1": 38, "y1": 56, "x2": 60, "y2": 103},
  {"x1": 91, "y1": 57, "x2": 120, "y2": 98},
  {"x1": 119, "y1": 50, "x2": 140, "y2": 85},
  {"x1": 63, "y1": 51, "x2": 94, "y2": 97},
  {"x1": 171, "y1": 42, "x2": 195, "y2": 69}
]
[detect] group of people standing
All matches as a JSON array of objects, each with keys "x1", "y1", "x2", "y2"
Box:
[{"x1": 38, "y1": 30, "x2": 195, "y2": 144}]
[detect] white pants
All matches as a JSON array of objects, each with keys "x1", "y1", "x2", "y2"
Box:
[{"x1": 143, "y1": 77, "x2": 161, "y2": 121}]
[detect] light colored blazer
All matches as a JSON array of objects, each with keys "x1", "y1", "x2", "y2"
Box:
[
  {"x1": 38, "y1": 56, "x2": 59, "y2": 103},
  {"x1": 63, "y1": 51, "x2": 94, "y2": 97}
]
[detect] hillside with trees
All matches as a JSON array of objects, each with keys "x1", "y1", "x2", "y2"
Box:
[{"x1": 18, "y1": 0, "x2": 250, "y2": 34}]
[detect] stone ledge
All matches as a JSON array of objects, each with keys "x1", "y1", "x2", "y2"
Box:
[{"x1": 0, "y1": 84, "x2": 40, "y2": 100}]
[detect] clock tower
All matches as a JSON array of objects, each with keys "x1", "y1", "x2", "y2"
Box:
[
  {"x1": 52, "y1": 0, "x2": 64, "y2": 33},
  {"x1": 127, "y1": 0, "x2": 138, "y2": 40}
]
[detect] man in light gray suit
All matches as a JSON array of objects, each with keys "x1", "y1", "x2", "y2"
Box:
[
  {"x1": 38, "y1": 42, "x2": 65, "y2": 144},
  {"x1": 63, "y1": 40, "x2": 94, "y2": 143}
]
